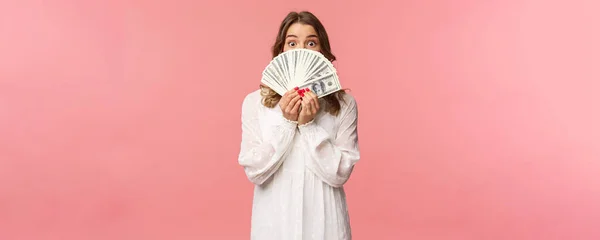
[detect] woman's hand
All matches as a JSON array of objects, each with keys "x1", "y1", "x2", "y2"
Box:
[
  {"x1": 279, "y1": 88, "x2": 303, "y2": 122},
  {"x1": 298, "y1": 89, "x2": 319, "y2": 125}
]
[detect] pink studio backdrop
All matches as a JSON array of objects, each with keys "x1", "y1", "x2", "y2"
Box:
[{"x1": 1, "y1": 0, "x2": 599, "y2": 239}]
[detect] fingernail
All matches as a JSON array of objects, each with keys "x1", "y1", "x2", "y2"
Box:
[
  {"x1": 294, "y1": 87, "x2": 299, "y2": 90},
  {"x1": 306, "y1": 88, "x2": 310, "y2": 92}
]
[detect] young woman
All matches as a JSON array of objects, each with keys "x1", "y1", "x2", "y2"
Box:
[{"x1": 238, "y1": 11, "x2": 360, "y2": 240}]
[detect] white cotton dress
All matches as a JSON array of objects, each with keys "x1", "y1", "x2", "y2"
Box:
[{"x1": 238, "y1": 90, "x2": 361, "y2": 240}]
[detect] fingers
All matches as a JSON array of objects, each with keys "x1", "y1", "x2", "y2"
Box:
[
  {"x1": 303, "y1": 98, "x2": 311, "y2": 111},
  {"x1": 298, "y1": 98, "x2": 309, "y2": 117},
  {"x1": 309, "y1": 99, "x2": 318, "y2": 115},
  {"x1": 299, "y1": 99, "x2": 309, "y2": 116},
  {"x1": 280, "y1": 93, "x2": 291, "y2": 107},
  {"x1": 286, "y1": 94, "x2": 302, "y2": 113},
  {"x1": 300, "y1": 92, "x2": 319, "y2": 114},
  {"x1": 306, "y1": 92, "x2": 319, "y2": 113},
  {"x1": 300, "y1": 94, "x2": 310, "y2": 106},
  {"x1": 281, "y1": 89, "x2": 298, "y2": 107},
  {"x1": 291, "y1": 97, "x2": 302, "y2": 114}
]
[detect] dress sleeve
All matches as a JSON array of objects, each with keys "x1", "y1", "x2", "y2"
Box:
[
  {"x1": 237, "y1": 94, "x2": 297, "y2": 185},
  {"x1": 298, "y1": 95, "x2": 360, "y2": 188}
]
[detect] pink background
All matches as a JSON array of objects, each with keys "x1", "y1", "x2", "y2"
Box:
[{"x1": 1, "y1": 0, "x2": 599, "y2": 239}]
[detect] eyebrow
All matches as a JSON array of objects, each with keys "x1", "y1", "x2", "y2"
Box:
[{"x1": 285, "y1": 34, "x2": 319, "y2": 39}]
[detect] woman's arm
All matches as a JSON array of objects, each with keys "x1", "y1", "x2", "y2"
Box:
[
  {"x1": 298, "y1": 95, "x2": 360, "y2": 188},
  {"x1": 237, "y1": 93, "x2": 298, "y2": 185}
]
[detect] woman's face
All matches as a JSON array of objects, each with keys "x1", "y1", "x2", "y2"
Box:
[{"x1": 283, "y1": 23, "x2": 321, "y2": 52}]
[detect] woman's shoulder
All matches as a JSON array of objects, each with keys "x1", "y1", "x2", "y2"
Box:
[
  {"x1": 243, "y1": 89, "x2": 262, "y2": 102},
  {"x1": 241, "y1": 89, "x2": 264, "y2": 112},
  {"x1": 338, "y1": 91, "x2": 357, "y2": 110}
]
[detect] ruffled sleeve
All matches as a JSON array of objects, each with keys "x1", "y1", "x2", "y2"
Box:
[
  {"x1": 238, "y1": 92, "x2": 297, "y2": 185},
  {"x1": 298, "y1": 94, "x2": 360, "y2": 188}
]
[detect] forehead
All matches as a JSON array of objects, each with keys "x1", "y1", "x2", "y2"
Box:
[{"x1": 286, "y1": 23, "x2": 318, "y2": 37}]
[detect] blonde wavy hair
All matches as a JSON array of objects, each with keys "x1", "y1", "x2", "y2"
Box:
[{"x1": 261, "y1": 11, "x2": 345, "y2": 116}]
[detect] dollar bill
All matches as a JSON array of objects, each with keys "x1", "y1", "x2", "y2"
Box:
[{"x1": 297, "y1": 72, "x2": 341, "y2": 98}]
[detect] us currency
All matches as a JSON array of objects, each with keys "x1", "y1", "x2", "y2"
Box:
[{"x1": 297, "y1": 72, "x2": 341, "y2": 98}]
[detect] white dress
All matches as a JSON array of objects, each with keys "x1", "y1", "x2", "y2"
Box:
[{"x1": 238, "y1": 90, "x2": 361, "y2": 240}]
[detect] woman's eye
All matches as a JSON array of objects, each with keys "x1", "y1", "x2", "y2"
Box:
[
  {"x1": 308, "y1": 41, "x2": 317, "y2": 47},
  {"x1": 288, "y1": 42, "x2": 296, "y2": 47}
]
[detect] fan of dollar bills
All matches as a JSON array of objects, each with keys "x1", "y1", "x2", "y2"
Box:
[{"x1": 260, "y1": 49, "x2": 342, "y2": 98}]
